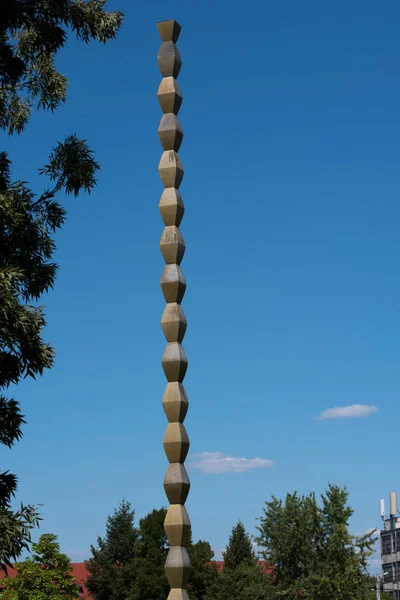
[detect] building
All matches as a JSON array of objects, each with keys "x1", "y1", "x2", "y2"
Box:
[
  {"x1": 0, "y1": 559, "x2": 273, "y2": 598},
  {"x1": 0, "y1": 563, "x2": 91, "y2": 599},
  {"x1": 212, "y1": 560, "x2": 273, "y2": 575},
  {"x1": 380, "y1": 492, "x2": 400, "y2": 599}
]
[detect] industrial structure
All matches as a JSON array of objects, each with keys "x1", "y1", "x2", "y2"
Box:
[{"x1": 380, "y1": 492, "x2": 400, "y2": 599}]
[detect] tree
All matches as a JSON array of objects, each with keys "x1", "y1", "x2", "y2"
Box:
[
  {"x1": 256, "y1": 491, "x2": 323, "y2": 589},
  {"x1": 87, "y1": 503, "x2": 171, "y2": 600},
  {"x1": 86, "y1": 499, "x2": 138, "y2": 600},
  {"x1": 366, "y1": 591, "x2": 391, "y2": 600},
  {"x1": 303, "y1": 485, "x2": 376, "y2": 600},
  {"x1": 222, "y1": 521, "x2": 256, "y2": 571},
  {"x1": 204, "y1": 561, "x2": 271, "y2": 600},
  {"x1": 137, "y1": 508, "x2": 168, "y2": 564},
  {"x1": 187, "y1": 538, "x2": 219, "y2": 600},
  {"x1": 128, "y1": 508, "x2": 169, "y2": 600},
  {"x1": 204, "y1": 522, "x2": 272, "y2": 600},
  {"x1": 0, "y1": 0, "x2": 123, "y2": 568},
  {"x1": 1, "y1": 533, "x2": 80, "y2": 599},
  {"x1": 87, "y1": 501, "x2": 219, "y2": 600},
  {"x1": 1, "y1": 0, "x2": 123, "y2": 134},
  {"x1": 365, "y1": 576, "x2": 391, "y2": 600},
  {"x1": 256, "y1": 484, "x2": 376, "y2": 600},
  {"x1": 210, "y1": 563, "x2": 272, "y2": 600}
]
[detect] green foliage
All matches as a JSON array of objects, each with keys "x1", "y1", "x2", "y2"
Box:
[
  {"x1": 204, "y1": 521, "x2": 272, "y2": 600},
  {"x1": 188, "y1": 539, "x2": 219, "y2": 600},
  {"x1": 223, "y1": 520, "x2": 256, "y2": 571},
  {"x1": 137, "y1": 508, "x2": 168, "y2": 563},
  {"x1": 0, "y1": 494, "x2": 40, "y2": 572},
  {"x1": 86, "y1": 499, "x2": 138, "y2": 600},
  {"x1": 85, "y1": 493, "x2": 380, "y2": 600},
  {"x1": 86, "y1": 502, "x2": 169, "y2": 600},
  {"x1": 365, "y1": 576, "x2": 391, "y2": 600},
  {"x1": 256, "y1": 491, "x2": 323, "y2": 586},
  {"x1": 256, "y1": 484, "x2": 376, "y2": 600},
  {"x1": 0, "y1": 0, "x2": 123, "y2": 569},
  {"x1": 86, "y1": 500, "x2": 219, "y2": 600},
  {"x1": 1, "y1": 0, "x2": 123, "y2": 134},
  {"x1": 0, "y1": 134, "x2": 99, "y2": 569},
  {"x1": 128, "y1": 508, "x2": 169, "y2": 600},
  {"x1": 217, "y1": 563, "x2": 273, "y2": 600},
  {"x1": 1, "y1": 533, "x2": 80, "y2": 599}
]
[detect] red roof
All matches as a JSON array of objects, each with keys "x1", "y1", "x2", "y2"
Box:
[
  {"x1": 0, "y1": 560, "x2": 273, "y2": 597},
  {"x1": 212, "y1": 560, "x2": 273, "y2": 575},
  {"x1": 70, "y1": 563, "x2": 91, "y2": 599},
  {"x1": 0, "y1": 563, "x2": 91, "y2": 599}
]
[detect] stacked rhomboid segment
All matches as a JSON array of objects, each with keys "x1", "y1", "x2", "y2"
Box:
[{"x1": 157, "y1": 20, "x2": 191, "y2": 600}]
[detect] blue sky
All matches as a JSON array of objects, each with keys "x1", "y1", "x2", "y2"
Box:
[{"x1": 4, "y1": 0, "x2": 400, "y2": 568}]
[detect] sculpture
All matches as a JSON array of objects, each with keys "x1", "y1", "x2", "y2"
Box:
[{"x1": 157, "y1": 20, "x2": 191, "y2": 600}]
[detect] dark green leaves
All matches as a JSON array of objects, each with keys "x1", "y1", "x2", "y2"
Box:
[
  {"x1": 223, "y1": 521, "x2": 256, "y2": 572},
  {"x1": 0, "y1": 139, "x2": 101, "y2": 571},
  {"x1": 204, "y1": 563, "x2": 271, "y2": 600},
  {"x1": 0, "y1": 0, "x2": 123, "y2": 573},
  {"x1": 188, "y1": 540, "x2": 219, "y2": 600},
  {"x1": 86, "y1": 501, "x2": 220, "y2": 600},
  {"x1": 0, "y1": 503, "x2": 41, "y2": 571},
  {"x1": 69, "y1": 0, "x2": 124, "y2": 43},
  {"x1": 40, "y1": 134, "x2": 100, "y2": 197},
  {"x1": 0, "y1": 472, "x2": 18, "y2": 506},
  {"x1": 204, "y1": 522, "x2": 270, "y2": 600},
  {"x1": 86, "y1": 502, "x2": 169, "y2": 600},
  {"x1": 0, "y1": 398, "x2": 26, "y2": 447},
  {"x1": 256, "y1": 485, "x2": 376, "y2": 600},
  {"x1": 0, "y1": 0, "x2": 123, "y2": 134}
]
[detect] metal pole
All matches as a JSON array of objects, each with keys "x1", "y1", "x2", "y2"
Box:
[
  {"x1": 397, "y1": 528, "x2": 399, "y2": 600},
  {"x1": 392, "y1": 526, "x2": 396, "y2": 600},
  {"x1": 376, "y1": 573, "x2": 381, "y2": 600}
]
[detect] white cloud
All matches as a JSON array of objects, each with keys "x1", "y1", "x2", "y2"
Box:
[
  {"x1": 317, "y1": 404, "x2": 378, "y2": 420},
  {"x1": 189, "y1": 452, "x2": 274, "y2": 475}
]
